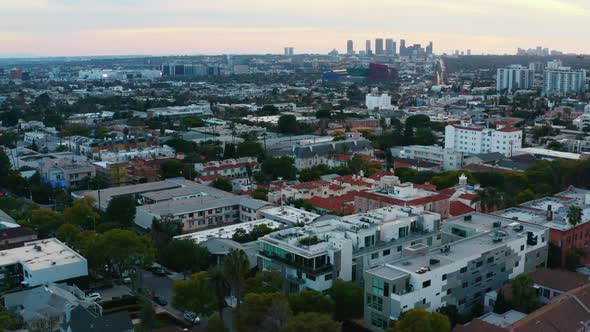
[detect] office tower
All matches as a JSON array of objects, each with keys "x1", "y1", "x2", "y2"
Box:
[
  {"x1": 392, "y1": 41, "x2": 397, "y2": 55},
  {"x1": 289, "y1": 47, "x2": 294, "y2": 56},
  {"x1": 542, "y1": 48, "x2": 549, "y2": 57},
  {"x1": 284, "y1": 47, "x2": 294, "y2": 56},
  {"x1": 536, "y1": 46, "x2": 543, "y2": 56},
  {"x1": 467, "y1": 49, "x2": 471, "y2": 56},
  {"x1": 385, "y1": 39, "x2": 395, "y2": 56},
  {"x1": 366, "y1": 40, "x2": 372, "y2": 56},
  {"x1": 426, "y1": 41, "x2": 433, "y2": 55},
  {"x1": 347, "y1": 40, "x2": 354, "y2": 55},
  {"x1": 284, "y1": 47, "x2": 289, "y2": 56},
  {"x1": 375, "y1": 38, "x2": 384, "y2": 55},
  {"x1": 399, "y1": 39, "x2": 406, "y2": 56},
  {"x1": 496, "y1": 65, "x2": 535, "y2": 93},
  {"x1": 543, "y1": 64, "x2": 587, "y2": 96}
]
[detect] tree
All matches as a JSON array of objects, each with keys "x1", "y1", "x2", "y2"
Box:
[
  {"x1": 160, "y1": 159, "x2": 192, "y2": 179},
  {"x1": 56, "y1": 223, "x2": 82, "y2": 247},
  {"x1": 511, "y1": 273, "x2": 538, "y2": 313},
  {"x1": 261, "y1": 157, "x2": 297, "y2": 180},
  {"x1": 237, "y1": 141, "x2": 264, "y2": 159},
  {"x1": 281, "y1": 312, "x2": 341, "y2": 332},
  {"x1": 396, "y1": 309, "x2": 450, "y2": 332},
  {"x1": 64, "y1": 196, "x2": 100, "y2": 229},
  {"x1": 262, "y1": 300, "x2": 292, "y2": 331},
  {"x1": 278, "y1": 115, "x2": 299, "y2": 135},
  {"x1": 493, "y1": 289, "x2": 510, "y2": 315},
  {"x1": 473, "y1": 187, "x2": 511, "y2": 213},
  {"x1": 315, "y1": 109, "x2": 332, "y2": 119},
  {"x1": 414, "y1": 127, "x2": 438, "y2": 145},
  {"x1": 28, "y1": 209, "x2": 65, "y2": 238},
  {"x1": 159, "y1": 239, "x2": 210, "y2": 277},
  {"x1": 238, "y1": 292, "x2": 288, "y2": 332},
  {"x1": 327, "y1": 279, "x2": 363, "y2": 321},
  {"x1": 251, "y1": 188, "x2": 268, "y2": 201},
  {"x1": 173, "y1": 272, "x2": 215, "y2": 317},
  {"x1": 138, "y1": 295, "x2": 156, "y2": 332},
  {"x1": 244, "y1": 271, "x2": 283, "y2": 295},
  {"x1": 208, "y1": 315, "x2": 228, "y2": 332},
  {"x1": 567, "y1": 206, "x2": 583, "y2": 226},
  {"x1": 94, "y1": 229, "x2": 155, "y2": 277},
  {"x1": 104, "y1": 195, "x2": 136, "y2": 228},
  {"x1": 208, "y1": 267, "x2": 229, "y2": 320},
  {"x1": 288, "y1": 290, "x2": 334, "y2": 315},
  {"x1": 437, "y1": 305, "x2": 460, "y2": 327},
  {"x1": 299, "y1": 169, "x2": 321, "y2": 182},
  {"x1": 223, "y1": 249, "x2": 250, "y2": 316},
  {"x1": 210, "y1": 178, "x2": 233, "y2": 192}
]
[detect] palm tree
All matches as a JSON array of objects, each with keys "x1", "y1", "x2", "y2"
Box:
[
  {"x1": 567, "y1": 206, "x2": 583, "y2": 226},
  {"x1": 208, "y1": 267, "x2": 229, "y2": 320},
  {"x1": 223, "y1": 249, "x2": 250, "y2": 316}
]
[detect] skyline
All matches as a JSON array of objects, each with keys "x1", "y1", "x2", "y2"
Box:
[{"x1": 1, "y1": 0, "x2": 590, "y2": 57}]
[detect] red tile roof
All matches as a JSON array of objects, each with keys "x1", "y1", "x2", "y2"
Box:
[
  {"x1": 355, "y1": 190, "x2": 450, "y2": 207},
  {"x1": 291, "y1": 180, "x2": 332, "y2": 190},
  {"x1": 496, "y1": 126, "x2": 520, "y2": 133},
  {"x1": 450, "y1": 201, "x2": 475, "y2": 217},
  {"x1": 368, "y1": 171, "x2": 396, "y2": 181},
  {"x1": 306, "y1": 193, "x2": 357, "y2": 215},
  {"x1": 333, "y1": 175, "x2": 373, "y2": 188}
]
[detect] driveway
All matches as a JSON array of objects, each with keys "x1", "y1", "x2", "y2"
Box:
[{"x1": 99, "y1": 285, "x2": 132, "y2": 301}]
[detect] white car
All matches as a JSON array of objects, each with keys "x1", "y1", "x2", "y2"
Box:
[
  {"x1": 86, "y1": 292, "x2": 101, "y2": 301},
  {"x1": 183, "y1": 311, "x2": 201, "y2": 325}
]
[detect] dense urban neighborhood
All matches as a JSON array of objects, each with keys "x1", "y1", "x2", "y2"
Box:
[{"x1": 0, "y1": 44, "x2": 589, "y2": 332}]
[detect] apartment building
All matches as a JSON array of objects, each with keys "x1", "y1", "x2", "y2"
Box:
[
  {"x1": 391, "y1": 145, "x2": 465, "y2": 170},
  {"x1": 543, "y1": 61, "x2": 587, "y2": 96},
  {"x1": 364, "y1": 213, "x2": 548, "y2": 331},
  {"x1": 444, "y1": 119, "x2": 522, "y2": 157},
  {"x1": 194, "y1": 157, "x2": 259, "y2": 179},
  {"x1": 258, "y1": 205, "x2": 442, "y2": 292},
  {"x1": 496, "y1": 65, "x2": 534, "y2": 92}
]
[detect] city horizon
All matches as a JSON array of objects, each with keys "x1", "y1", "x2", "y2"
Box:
[{"x1": 2, "y1": 0, "x2": 590, "y2": 57}]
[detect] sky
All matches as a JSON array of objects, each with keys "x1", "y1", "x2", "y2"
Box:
[{"x1": 1, "y1": 0, "x2": 589, "y2": 57}]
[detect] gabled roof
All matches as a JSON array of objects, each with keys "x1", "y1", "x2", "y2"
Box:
[{"x1": 450, "y1": 201, "x2": 475, "y2": 217}]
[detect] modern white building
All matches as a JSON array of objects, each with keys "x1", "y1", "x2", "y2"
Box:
[
  {"x1": 174, "y1": 218, "x2": 285, "y2": 244},
  {"x1": 543, "y1": 61, "x2": 586, "y2": 96},
  {"x1": 391, "y1": 145, "x2": 465, "y2": 170},
  {"x1": 444, "y1": 119, "x2": 522, "y2": 157},
  {"x1": 258, "y1": 205, "x2": 442, "y2": 292},
  {"x1": 0, "y1": 238, "x2": 88, "y2": 289},
  {"x1": 147, "y1": 103, "x2": 213, "y2": 119},
  {"x1": 366, "y1": 88, "x2": 393, "y2": 110},
  {"x1": 573, "y1": 104, "x2": 590, "y2": 131},
  {"x1": 78, "y1": 69, "x2": 162, "y2": 81},
  {"x1": 496, "y1": 65, "x2": 534, "y2": 93},
  {"x1": 363, "y1": 213, "x2": 548, "y2": 331}
]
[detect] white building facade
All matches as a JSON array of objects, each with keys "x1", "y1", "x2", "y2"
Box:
[
  {"x1": 444, "y1": 119, "x2": 522, "y2": 157},
  {"x1": 543, "y1": 64, "x2": 587, "y2": 96},
  {"x1": 366, "y1": 88, "x2": 393, "y2": 110},
  {"x1": 496, "y1": 65, "x2": 534, "y2": 92}
]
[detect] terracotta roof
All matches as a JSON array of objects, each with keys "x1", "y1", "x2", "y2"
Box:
[
  {"x1": 368, "y1": 171, "x2": 396, "y2": 181},
  {"x1": 529, "y1": 269, "x2": 590, "y2": 293},
  {"x1": 415, "y1": 183, "x2": 437, "y2": 192},
  {"x1": 291, "y1": 180, "x2": 332, "y2": 190},
  {"x1": 198, "y1": 174, "x2": 226, "y2": 182},
  {"x1": 496, "y1": 126, "x2": 520, "y2": 133},
  {"x1": 333, "y1": 175, "x2": 373, "y2": 188},
  {"x1": 306, "y1": 192, "x2": 357, "y2": 215},
  {"x1": 453, "y1": 319, "x2": 508, "y2": 332},
  {"x1": 450, "y1": 201, "x2": 475, "y2": 217},
  {"x1": 355, "y1": 190, "x2": 450, "y2": 207}
]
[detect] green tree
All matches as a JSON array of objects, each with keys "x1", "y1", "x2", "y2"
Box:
[
  {"x1": 160, "y1": 159, "x2": 193, "y2": 179},
  {"x1": 64, "y1": 196, "x2": 100, "y2": 229},
  {"x1": 223, "y1": 249, "x2": 250, "y2": 316},
  {"x1": 281, "y1": 312, "x2": 340, "y2": 332},
  {"x1": 237, "y1": 141, "x2": 264, "y2": 159},
  {"x1": 473, "y1": 187, "x2": 511, "y2": 213},
  {"x1": 567, "y1": 206, "x2": 583, "y2": 226},
  {"x1": 238, "y1": 292, "x2": 288, "y2": 332},
  {"x1": 315, "y1": 109, "x2": 332, "y2": 119},
  {"x1": 56, "y1": 223, "x2": 82, "y2": 247},
  {"x1": 138, "y1": 295, "x2": 156, "y2": 332},
  {"x1": 172, "y1": 272, "x2": 215, "y2": 317},
  {"x1": 327, "y1": 279, "x2": 363, "y2": 321},
  {"x1": 159, "y1": 239, "x2": 210, "y2": 277},
  {"x1": 28, "y1": 209, "x2": 65, "y2": 238},
  {"x1": 493, "y1": 289, "x2": 510, "y2": 314},
  {"x1": 396, "y1": 308, "x2": 450, "y2": 332},
  {"x1": 278, "y1": 115, "x2": 299, "y2": 135},
  {"x1": 299, "y1": 169, "x2": 321, "y2": 182},
  {"x1": 414, "y1": 127, "x2": 438, "y2": 145},
  {"x1": 208, "y1": 315, "x2": 228, "y2": 332},
  {"x1": 210, "y1": 177, "x2": 233, "y2": 192},
  {"x1": 511, "y1": 273, "x2": 539, "y2": 313},
  {"x1": 244, "y1": 270, "x2": 283, "y2": 295},
  {"x1": 261, "y1": 157, "x2": 297, "y2": 180},
  {"x1": 95, "y1": 229, "x2": 155, "y2": 277},
  {"x1": 208, "y1": 267, "x2": 229, "y2": 320},
  {"x1": 103, "y1": 195, "x2": 136, "y2": 228},
  {"x1": 251, "y1": 188, "x2": 268, "y2": 201},
  {"x1": 288, "y1": 290, "x2": 334, "y2": 315}
]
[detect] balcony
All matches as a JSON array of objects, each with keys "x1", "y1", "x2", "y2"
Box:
[{"x1": 260, "y1": 251, "x2": 333, "y2": 276}]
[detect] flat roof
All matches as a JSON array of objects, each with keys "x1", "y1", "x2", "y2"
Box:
[
  {"x1": 261, "y1": 206, "x2": 320, "y2": 224},
  {"x1": 174, "y1": 219, "x2": 285, "y2": 244},
  {"x1": 0, "y1": 238, "x2": 86, "y2": 271},
  {"x1": 517, "y1": 148, "x2": 581, "y2": 160}
]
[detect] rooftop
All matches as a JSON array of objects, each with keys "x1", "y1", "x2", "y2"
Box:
[
  {"x1": 260, "y1": 206, "x2": 320, "y2": 224},
  {"x1": 174, "y1": 219, "x2": 284, "y2": 244},
  {"x1": 0, "y1": 238, "x2": 86, "y2": 271}
]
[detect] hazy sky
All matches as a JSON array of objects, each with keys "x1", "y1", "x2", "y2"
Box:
[{"x1": 1, "y1": 0, "x2": 589, "y2": 56}]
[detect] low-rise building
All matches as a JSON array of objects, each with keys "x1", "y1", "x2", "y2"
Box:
[
  {"x1": 195, "y1": 157, "x2": 258, "y2": 179},
  {"x1": 364, "y1": 213, "x2": 548, "y2": 331}
]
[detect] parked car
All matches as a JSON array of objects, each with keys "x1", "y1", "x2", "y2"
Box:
[
  {"x1": 183, "y1": 311, "x2": 201, "y2": 324},
  {"x1": 152, "y1": 268, "x2": 167, "y2": 276},
  {"x1": 86, "y1": 292, "x2": 101, "y2": 302},
  {"x1": 153, "y1": 295, "x2": 168, "y2": 306}
]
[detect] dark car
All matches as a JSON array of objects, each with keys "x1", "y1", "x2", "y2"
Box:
[{"x1": 153, "y1": 295, "x2": 168, "y2": 306}]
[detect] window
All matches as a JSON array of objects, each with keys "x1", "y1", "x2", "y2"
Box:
[
  {"x1": 475, "y1": 276, "x2": 482, "y2": 283},
  {"x1": 397, "y1": 246, "x2": 402, "y2": 252},
  {"x1": 371, "y1": 252, "x2": 379, "y2": 259},
  {"x1": 542, "y1": 288, "x2": 550, "y2": 298},
  {"x1": 458, "y1": 298, "x2": 466, "y2": 305},
  {"x1": 447, "y1": 289, "x2": 452, "y2": 295},
  {"x1": 515, "y1": 261, "x2": 519, "y2": 267},
  {"x1": 306, "y1": 274, "x2": 316, "y2": 281},
  {"x1": 442, "y1": 274, "x2": 447, "y2": 281},
  {"x1": 460, "y1": 267, "x2": 467, "y2": 273},
  {"x1": 486, "y1": 272, "x2": 494, "y2": 279},
  {"x1": 476, "y1": 261, "x2": 483, "y2": 268},
  {"x1": 372, "y1": 278, "x2": 385, "y2": 296},
  {"x1": 325, "y1": 273, "x2": 333, "y2": 281},
  {"x1": 367, "y1": 294, "x2": 384, "y2": 311},
  {"x1": 520, "y1": 245, "x2": 525, "y2": 251},
  {"x1": 370, "y1": 312, "x2": 388, "y2": 329},
  {"x1": 487, "y1": 257, "x2": 494, "y2": 263},
  {"x1": 383, "y1": 249, "x2": 391, "y2": 256},
  {"x1": 423, "y1": 280, "x2": 431, "y2": 288},
  {"x1": 462, "y1": 282, "x2": 468, "y2": 288}
]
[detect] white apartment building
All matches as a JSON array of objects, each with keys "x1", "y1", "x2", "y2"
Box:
[
  {"x1": 543, "y1": 61, "x2": 587, "y2": 96},
  {"x1": 391, "y1": 145, "x2": 464, "y2": 170},
  {"x1": 364, "y1": 213, "x2": 548, "y2": 331},
  {"x1": 258, "y1": 205, "x2": 442, "y2": 292},
  {"x1": 496, "y1": 65, "x2": 534, "y2": 93},
  {"x1": 0, "y1": 238, "x2": 88, "y2": 289},
  {"x1": 366, "y1": 88, "x2": 393, "y2": 110},
  {"x1": 573, "y1": 104, "x2": 590, "y2": 130},
  {"x1": 444, "y1": 119, "x2": 522, "y2": 157}
]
